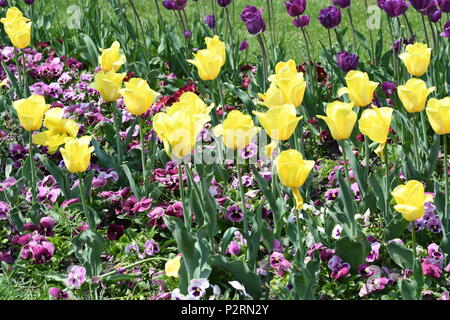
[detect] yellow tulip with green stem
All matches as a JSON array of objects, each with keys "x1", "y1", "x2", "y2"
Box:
[
  {"x1": 426, "y1": 97, "x2": 450, "y2": 230},
  {"x1": 13, "y1": 95, "x2": 50, "y2": 222},
  {"x1": 92, "y1": 70, "x2": 126, "y2": 164},
  {"x1": 60, "y1": 136, "x2": 96, "y2": 229},
  {"x1": 392, "y1": 180, "x2": 430, "y2": 299},
  {"x1": 359, "y1": 105, "x2": 394, "y2": 220},
  {"x1": 213, "y1": 110, "x2": 260, "y2": 244},
  {"x1": 398, "y1": 78, "x2": 435, "y2": 157},
  {"x1": 317, "y1": 101, "x2": 356, "y2": 185},
  {"x1": 338, "y1": 70, "x2": 379, "y2": 180},
  {"x1": 119, "y1": 78, "x2": 159, "y2": 198}
]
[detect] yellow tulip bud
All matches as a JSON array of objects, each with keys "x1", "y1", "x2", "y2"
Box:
[
  {"x1": 205, "y1": 35, "x2": 226, "y2": 67},
  {"x1": 98, "y1": 41, "x2": 126, "y2": 72},
  {"x1": 92, "y1": 71, "x2": 126, "y2": 103},
  {"x1": 397, "y1": 78, "x2": 435, "y2": 113},
  {"x1": 60, "y1": 136, "x2": 94, "y2": 173},
  {"x1": 165, "y1": 255, "x2": 181, "y2": 278},
  {"x1": 13, "y1": 95, "x2": 50, "y2": 131},
  {"x1": 213, "y1": 110, "x2": 260, "y2": 150},
  {"x1": 154, "y1": 109, "x2": 211, "y2": 159},
  {"x1": 32, "y1": 108, "x2": 79, "y2": 153},
  {"x1": 399, "y1": 42, "x2": 431, "y2": 77},
  {"x1": 391, "y1": 180, "x2": 426, "y2": 221},
  {"x1": 269, "y1": 60, "x2": 298, "y2": 82},
  {"x1": 338, "y1": 70, "x2": 378, "y2": 107},
  {"x1": 317, "y1": 101, "x2": 356, "y2": 140},
  {"x1": 426, "y1": 97, "x2": 450, "y2": 135},
  {"x1": 253, "y1": 104, "x2": 302, "y2": 141},
  {"x1": 358, "y1": 105, "x2": 393, "y2": 144},
  {"x1": 187, "y1": 49, "x2": 222, "y2": 81},
  {"x1": 118, "y1": 78, "x2": 159, "y2": 116},
  {"x1": 275, "y1": 149, "x2": 314, "y2": 209},
  {"x1": 166, "y1": 92, "x2": 213, "y2": 117},
  {"x1": 0, "y1": 7, "x2": 29, "y2": 26}
]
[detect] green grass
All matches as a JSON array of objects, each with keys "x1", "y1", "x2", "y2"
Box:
[{"x1": 47, "y1": 0, "x2": 432, "y2": 63}]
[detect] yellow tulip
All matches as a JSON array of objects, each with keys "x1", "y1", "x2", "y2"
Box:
[
  {"x1": 13, "y1": 95, "x2": 50, "y2": 131},
  {"x1": 98, "y1": 41, "x2": 126, "y2": 72},
  {"x1": 258, "y1": 82, "x2": 285, "y2": 108},
  {"x1": 4, "y1": 20, "x2": 31, "y2": 49},
  {"x1": 391, "y1": 180, "x2": 426, "y2": 221},
  {"x1": 253, "y1": 104, "x2": 302, "y2": 141},
  {"x1": 397, "y1": 78, "x2": 435, "y2": 113},
  {"x1": 338, "y1": 70, "x2": 378, "y2": 107},
  {"x1": 264, "y1": 59, "x2": 306, "y2": 107},
  {"x1": 426, "y1": 97, "x2": 450, "y2": 135},
  {"x1": 0, "y1": 7, "x2": 29, "y2": 26},
  {"x1": 205, "y1": 35, "x2": 226, "y2": 67},
  {"x1": 359, "y1": 105, "x2": 393, "y2": 160},
  {"x1": 154, "y1": 109, "x2": 211, "y2": 159},
  {"x1": 118, "y1": 78, "x2": 159, "y2": 116},
  {"x1": 32, "y1": 108, "x2": 79, "y2": 153},
  {"x1": 60, "y1": 136, "x2": 94, "y2": 173},
  {"x1": 359, "y1": 105, "x2": 393, "y2": 144},
  {"x1": 92, "y1": 71, "x2": 126, "y2": 103},
  {"x1": 165, "y1": 255, "x2": 181, "y2": 278},
  {"x1": 399, "y1": 42, "x2": 431, "y2": 77},
  {"x1": 213, "y1": 110, "x2": 260, "y2": 150},
  {"x1": 187, "y1": 49, "x2": 222, "y2": 81},
  {"x1": 317, "y1": 101, "x2": 356, "y2": 140},
  {"x1": 276, "y1": 149, "x2": 314, "y2": 209},
  {"x1": 166, "y1": 92, "x2": 213, "y2": 117}
]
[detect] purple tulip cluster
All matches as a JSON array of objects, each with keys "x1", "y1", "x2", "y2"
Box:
[{"x1": 241, "y1": 6, "x2": 266, "y2": 35}]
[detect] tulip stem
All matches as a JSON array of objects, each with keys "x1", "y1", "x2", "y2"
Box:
[
  {"x1": 139, "y1": 117, "x2": 147, "y2": 198},
  {"x1": 384, "y1": 142, "x2": 390, "y2": 220},
  {"x1": 112, "y1": 103, "x2": 123, "y2": 165},
  {"x1": 28, "y1": 132, "x2": 36, "y2": 211},
  {"x1": 78, "y1": 173, "x2": 94, "y2": 230},
  {"x1": 236, "y1": 162, "x2": 249, "y2": 245},
  {"x1": 403, "y1": 14, "x2": 414, "y2": 39},
  {"x1": 364, "y1": 135, "x2": 369, "y2": 179},
  {"x1": 412, "y1": 113, "x2": 420, "y2": 170},
  {"x1": 256, "y1": 34, "x2": 269, "y2": 91},
  {"x1": 178, "y1": 161, "x2": 189, "y2": 229},
  {"x1": 154, "y1": 0, "x2": 162, "y2": 20},
  {"x1": 300, "y1": 27, "x2": 315, "y2": 89},
  {"x1": 411, "y1": 224, "x2": 417, "y2": 268},
  {"x1": 346, "y1": 8, "x2": 357, "y2": 51},
  {"x1": 421, "y1": 14, "x2": 430, "y2": 47},
  {"x1": 20, "y1": 50, "x2": 28, "y2": 97},
  {"x1": 364, "y1": 0, "x2": 375, "y2": 64},
  {"x1": 340, "y1": 140, "x2": 351, "y2": 186},
  {"x1": 224, "y1": 7, "x2": 234, "y2": 42},
  {"x1": 444, "y1": 135, "x2": 449, "y2": 229},
  {"x1": 420, "y1": 111, "x2": 429, "y2": 152}
]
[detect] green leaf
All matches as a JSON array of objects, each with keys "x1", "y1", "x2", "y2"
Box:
[
  {"x1": 72, "y1": 230, "x2": 106, "y2": 277},
  {"x1": 387, "y1": 241, "x2": 413, "y2": 269},
  {"x1": 122, "y1": 164, "x2": 141, "y2": 200},
  {"x1": 334, "y1": 236, "x2": 370, "y2": 272},
  {"x1": 208, "y1": 255, "x2": 262, "y2": 299},
  {"x1": 291, "y1": 259, "x2": 320, "y2": 300},
  {"x1": 92, "y1": 139, "x2": 120, "y2": 172},
  {"x1": 398, "y1": 278, "x2": 418, "y2": 300}
]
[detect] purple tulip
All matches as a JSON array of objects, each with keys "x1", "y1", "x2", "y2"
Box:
[
  {"x1": 382, "y1": 0, "x2": 410, "y2": 17},
  {"x1": 162, "y1": 0, "x2": 186, "y2": 10},
  {"x1": 336, "y1": 50, "x2": 359, "y2": 72},
  {"x1": 429, "y1": 8, "x2": 442, "y2": 22},
  {"x1": 409, "y1": 0, "x2": 435, "y2": 12},
  {"x1": 239, "y1": 40, "x2": 249, "y2": 51},
  {"x1": 24, "y1": 0, "x2": 35, "y2": 4},
  {"x1": 241, "y1": 6, "x2": 266, "y2": 35},
  {"x1": 333, "y1": 0, "x2": 351, "y2": 9},
  {"x1": 0, "y1": 0, "x2": 8, "y2": 7},
  {"x1": 318, "y1": 6, "x2": 342, "y2": 29},
  {"x1": 217, "y1": 0, "x2": 231, "y2": 7},
  {"x1": 293, "y1": 15, "x2": 311, "y2": 28},
  {"x1": 204, "y1": 14, "x2": 216, "y2": 29},
  {"x1": 438, "y1": 0, "x2": 450, "y2": 12},
  {"x1": 441, "y1": 21, "x2": 450, "y2": 37},
  {"x1": 285, "y1": 0, "x2": 307, "y2": 17},
  {"x1": 423, "y1": 0, "x2": 439, "y2": 15},
  {"x1": 183, "y1": 29, "x2": 192, "y2": 38}
]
